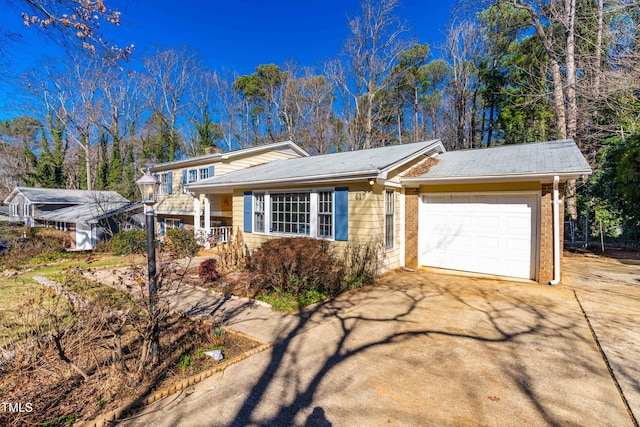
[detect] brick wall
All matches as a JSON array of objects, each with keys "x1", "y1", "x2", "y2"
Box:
[
  {"x1": 539, "y1": 182, "x2": 565, "y2": 284},
  {"x1": 404, "y1": 188, "x2": 419, "y2": 268}
]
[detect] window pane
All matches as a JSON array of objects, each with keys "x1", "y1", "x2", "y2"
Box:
[
  {"x1": 318, "y1": 192, "x2": 333, "y2": 238},
  {"x1": 385, "y1": 191, "x2": 394, "y2": 249},
  {"x1": 254, "y1": 194, "x2": 265, "y2": 232},
  {"x1": 270, "y1": 192, "x2": 310, "y2": 236}
]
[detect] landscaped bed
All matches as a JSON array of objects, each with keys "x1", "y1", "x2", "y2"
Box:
[
  {"x1": 0, "y1": 248, "x2": 264, "y2": 427},
  {"x1": 0, "y1": 309, "x2": 262, "y2": 426}
]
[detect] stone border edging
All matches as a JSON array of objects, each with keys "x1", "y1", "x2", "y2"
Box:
[{"x1": 83, "y1": 337, "x2": 273, "y2": 427}]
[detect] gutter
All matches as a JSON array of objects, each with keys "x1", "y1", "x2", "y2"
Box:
[
  {"x1": 549, "y1": 176, "x2": 561, "y2": 286},
  {"x1": 401, "y1": 171, "x2": 591, "y2": 186},
  {"x1": 186, "y1": 169, "x2": 383, "y2": 192}
]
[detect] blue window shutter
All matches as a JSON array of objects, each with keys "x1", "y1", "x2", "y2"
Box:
[
  {"x1": 335, "y1": 187, "x2": 348, "y2": 241},
  {"x1": 179, "y1": 219, "x2": 184, "y2": 229},
  {"x1": 243, "y1": 191, "x2": 253, "y2": 233},
  {"x1": 182, "y1": 170, "x2": 187, "y2": 185},
  {"x1": 159, "y1": 218, "x2": 165, "y2": 236},
  {"x1": 208, "y1": 166, "x2": 214, "y2": 177},
  {"x1": 167, "y1": 172, "x2": 173, "y2": 194}
]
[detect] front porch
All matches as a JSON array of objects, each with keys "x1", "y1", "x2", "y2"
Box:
[
  {"x1": 195, "y1": 226, "x2": 233, "y2": 247},
  {"x1": 193, "y1": 193, "x2": 233, "y2": 248}
]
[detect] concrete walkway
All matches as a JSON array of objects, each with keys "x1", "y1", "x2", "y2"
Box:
[{"x1": 107, "y1": 254, "x2": 638, "y2": 427}]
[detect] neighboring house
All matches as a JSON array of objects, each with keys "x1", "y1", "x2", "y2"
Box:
[
  {"x1": 186, "y1": 139, "x2": 592, "y2": 284},
  {"x1": 149, "y1": 141, "x2": 309, "y2": 243},
  {"x1": 0, "y1": 206, "x2": 9, "y2": 222},
  {"x1": 3, "y1": 187, "x2": 142, "y2": 250}
]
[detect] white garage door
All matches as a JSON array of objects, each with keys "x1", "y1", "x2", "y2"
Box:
[{"x1": 419, "y1": 193, "x2": 538, "y2": 280}]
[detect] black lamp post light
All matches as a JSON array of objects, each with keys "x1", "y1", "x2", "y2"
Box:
[{"x1": 136, "y1": 169, "x2": 161, "y2": 364}]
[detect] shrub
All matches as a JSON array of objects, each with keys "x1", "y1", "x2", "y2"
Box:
[
  {"x1": 111, "y1": 230, "x2": 147, "y2": 255},
  {"x1": 339, "y1": 239, "x2": 385, "y2": 289},
  {"x1": 247, "y1": 237, "x2": 384, "y2": 306},
  {"x1": 198, "y1": 258, "x2": 220, "y2": 282},
  {"x1": 165, "y1": 228, "x2": 199, "y2": 258},
  {"x1": 248, "y1": 237, "x2": 340, "y2": 296},
  {"x1": 0, "y1": 228, "x2": 72, "y2": 268},
  {"x1": 218, "y1": 228, "x2": 247, "y2": 270}
]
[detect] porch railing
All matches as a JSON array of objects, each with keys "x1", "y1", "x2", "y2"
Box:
[{"x1": 195, "y1": 226, "x2": 233, "y2": 247}]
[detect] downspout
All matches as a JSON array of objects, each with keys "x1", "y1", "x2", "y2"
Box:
[{"x1": 549, "y1": 176, "x2": 561, "y2": 285}]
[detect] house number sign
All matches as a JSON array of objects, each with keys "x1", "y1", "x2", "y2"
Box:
[{"x1": 355, "y1": 191, "x2": 370, "y2": 201}]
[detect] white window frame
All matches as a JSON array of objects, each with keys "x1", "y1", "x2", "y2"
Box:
[
  {"x1": 253, "y1": 189, "x2": 335, "y2": 240},
  {"x1": 159, "y1": 172, "x2": 170, "y2": 195},
  {"x1": 254, "y1": 193, "x2": 265, "y2": 233},
  {"x1": 385, "y1": 190, "x2": 395, "y2": 250},
  {"x1": 199, "y1": 167, "x2": 209, "y2": 181},
  {"x1": 188, "y1": 169, "x2": 198, "y2": 183},
  {"x1": 165, "y1": 218, "x2": 181, "y2": 229},
  {"x1": 317, "y1": 191, "x2": 333, "y2": 239}
]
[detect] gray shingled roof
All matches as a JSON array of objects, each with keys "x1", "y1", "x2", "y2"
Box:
[
  {"x1": 406, "y1": 140, "x2": 591, "y2": 181},
  {"x1": 188, "y1": 140, "x2": 443, "y2": 189},
  {"x1": 6, "y1": 187, "x2": 129, "y2": 205},
  {"x1": 37, "y1": 201, "x2": 137, "y2": 225}
]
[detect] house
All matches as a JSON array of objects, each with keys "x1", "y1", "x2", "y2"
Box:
[
  {"x1": 3, "y1": 187, "x2": 142, "y2": 250},
  {"x1": 149, "y1": 141, "x2": 309, "y2": 244},
  {"x1": 186, "y1": 139, "x2": 592, "y2": 284},
  {"x1": 0, "y1": 206, "x2": 9, "y2": 222}
]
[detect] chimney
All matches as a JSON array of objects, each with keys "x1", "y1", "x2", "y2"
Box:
[{"x1": 205, "y1": 143, "x2": 221, "y2": 155}]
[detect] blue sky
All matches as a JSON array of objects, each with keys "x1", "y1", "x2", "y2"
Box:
[{"x1": 1, "y1": 0, "x2": 453, "y2": 116}]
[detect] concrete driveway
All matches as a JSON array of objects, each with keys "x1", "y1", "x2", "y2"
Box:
[{"x1": 122, "y1": 255, "x2": 637, "y2": 427}]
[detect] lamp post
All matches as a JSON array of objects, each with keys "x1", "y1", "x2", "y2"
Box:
[{"x1": 136, "y1": 169, "x2": 160, "y2": 364}]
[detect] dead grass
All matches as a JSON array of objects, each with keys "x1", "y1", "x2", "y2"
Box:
[
  {"x1": 0, "y1": 254, "x2": 263, "y2": 426},
  {"x1": 0, "y1": 314, "x2": 261, "y2": 426}
]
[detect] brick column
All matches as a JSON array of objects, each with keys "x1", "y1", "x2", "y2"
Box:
[
  {"x1": 405, "y1": 188, "x2": 419, "y2": 268},
  {"x1": 539, "y1": 184, "x2": 553, "y2": 283},
  {"x1": 539, "y1": 183, "x2": 566, "y2": 284}
]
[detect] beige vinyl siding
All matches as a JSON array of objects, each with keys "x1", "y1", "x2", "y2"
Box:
[
  {"x1": 233, "y1": 182, "x2": 404, "y2": 271},
  {"x1": 155, "y1": 149, "x2": 301, "y2": 216},
  {"x1": 215, "y1": 149, "x2": 300, "y2": 175},
  {"x1": 156, "y1": 191, "x2": 193, "y2": 215}
]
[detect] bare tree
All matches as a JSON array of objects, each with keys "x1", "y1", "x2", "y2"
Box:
[
  {"x1": 442, "y1": 20, "x2": 483, "y2": 150},
  {"x1": 143, "y1": 46, "x2": 202, "y2": 161},
  {"x1": 335, "y1": 0, "x2": 413, "y2": 149}
]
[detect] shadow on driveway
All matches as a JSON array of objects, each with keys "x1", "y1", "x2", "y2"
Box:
[{"x1": 124, "y1": 265, "x2": 633, "y2": 427}]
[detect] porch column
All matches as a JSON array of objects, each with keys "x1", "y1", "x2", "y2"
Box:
[
  {"x1": 203, "y1": 195, "x2": 211, "y2": 231},
  {"x1": 193, "y1": 196, "x2": 201, "y2": 231}
]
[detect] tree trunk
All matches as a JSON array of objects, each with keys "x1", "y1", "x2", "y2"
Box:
[
  {"x1": 517, "y1": 1, "x2": 568, "y2": 139},
  {"x1": 565, "y1": 0, "x2": 577, "y2": 142},
  {"x1": 564, "y1": 0, "x2": 578, "y2": 220},
  {"x1": 83, "y1": 135, "x2": 93, "y2": 191}
]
